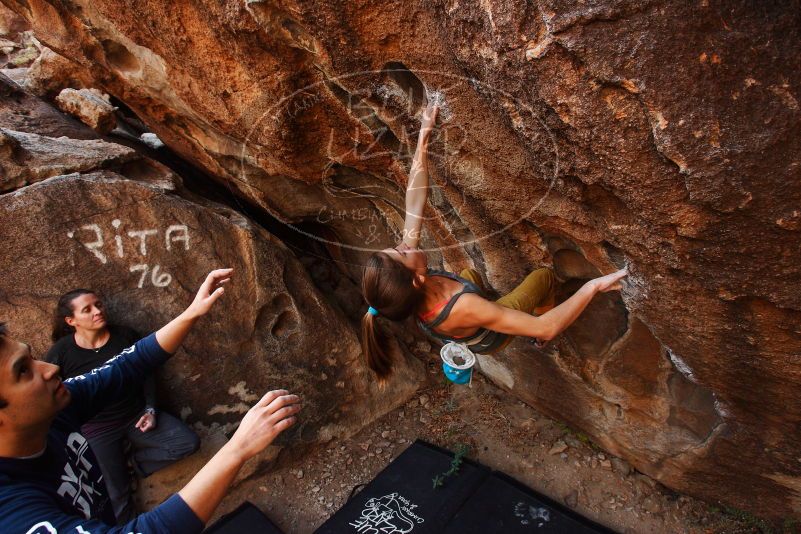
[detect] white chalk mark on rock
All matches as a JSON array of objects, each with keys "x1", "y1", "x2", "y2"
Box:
[
  {"x1": 228, "y1": 381, "x2": 260, "y2": 403},
  {"x1": 127, "y1": 229, "x2": 158, "y2": 255}
]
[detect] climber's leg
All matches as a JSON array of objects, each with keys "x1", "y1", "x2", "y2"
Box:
[{"x1": 495, "y1": 268, "x2": 556, "y2": 315}]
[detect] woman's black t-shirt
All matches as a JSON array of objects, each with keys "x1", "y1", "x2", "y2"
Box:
[{"x1": 44, "y1": 325, "x2": 151, "y2": 433}]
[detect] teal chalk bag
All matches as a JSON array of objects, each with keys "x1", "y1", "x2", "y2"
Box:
[{"x1": 440, "y1": 342, "x2": 476, "y2": 386}]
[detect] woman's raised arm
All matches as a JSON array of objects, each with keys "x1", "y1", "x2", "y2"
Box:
[
  {"x1": 400, "y1": 102, "x2": 438, "y2": 249},
  {"x1": 458, "y1": 269, "x2": 628, "y2": 341}
]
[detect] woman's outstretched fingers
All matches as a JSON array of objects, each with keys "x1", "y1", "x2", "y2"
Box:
[
  {"x1": 188, "y1": 269, "x2": 234, "y2": 317},
  {"x1": 594, "y1": 268, "x2": 628, "y2": 292},
  {"x1": 205, "y1": 269, "x2": 233, "y2": 291}
]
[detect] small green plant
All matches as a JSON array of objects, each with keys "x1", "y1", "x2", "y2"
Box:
[
  {"x1": 432, "y1": 444, "x2": 469, "y2": 489},
  {"x1": 575, "y1": 432, "x2": 592, "y2": 445},
  {"x1": 555, "y1": 422, "x2": 600, "y2": 450}
]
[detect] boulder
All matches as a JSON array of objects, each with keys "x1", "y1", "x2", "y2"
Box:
[
  {"x1": 0, "y1": 2, "x2": 35, "y2": 68},
  {"x1": 0, "y1": 72, "x2": 97, "y2": 139},
  {"x1": 24, "y1": 46, "x2": 93, "y2": 98},
  {"x1": 3, "y1": 0, "x2": 801, "y2": 518},
  {"x1": 55, "y1": 87, "x2": 117, "y2": 134},
  {"x1": 0, "y1": 127, "x2": 166, "y2": 192},
  {"x1": 0, "y1": 2, "x2": 25, "y2": 37}
]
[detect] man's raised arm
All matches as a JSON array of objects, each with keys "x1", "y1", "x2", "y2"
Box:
[{"x1": 156, "y1": 268, "x2": 232, "y2": 354}]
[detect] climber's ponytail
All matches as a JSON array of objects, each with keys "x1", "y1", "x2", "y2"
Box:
[
  {"x1": 361, "y1": 311, "x2": 392, "y2": 381},
  {"x1": 361, "y1": 252, "x2": 424, "y2": 380}
]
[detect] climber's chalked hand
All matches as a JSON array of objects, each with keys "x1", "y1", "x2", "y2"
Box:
[
  {"x1": 420, "y1": 101, "x2": 439, "y2": 138},
  {"x1": 591, "y1": 268, "x2": 627, "y2": 293}
]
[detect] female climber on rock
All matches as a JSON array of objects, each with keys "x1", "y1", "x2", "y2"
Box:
[{"x1": 361, "y1": 100, "x2": 628, "y2": 381}]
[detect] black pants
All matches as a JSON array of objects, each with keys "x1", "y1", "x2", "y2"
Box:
[{"x1": 86, "y1": 410, "x2": 200, "y2": 523}]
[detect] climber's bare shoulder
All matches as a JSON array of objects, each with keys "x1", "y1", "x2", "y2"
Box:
[{"x1": 449, "y1": 293, "x2": 507, "y2": 330}]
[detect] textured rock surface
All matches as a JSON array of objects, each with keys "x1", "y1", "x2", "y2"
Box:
[
  {"x1": 0, "y1": 2, "x2": 36, "y2": 68},
  {"x1": 0, "y1": 1, "x2": 25, "y2": 37},
  {"x1": 55, "y1": 87, "x2": 117, "y2": 134},
  {"x1": 0, "y1": 127, "x2": 162, "y2": 192},
  {"x1": 0, "y1": 72, "x2": 97, "y2": 139},
  {"x1": 24, "y1": 46, "x2": 94, "y2": 98},
  {"x1": 2, "y1": 0, "x2": 800, "y2": 517}
]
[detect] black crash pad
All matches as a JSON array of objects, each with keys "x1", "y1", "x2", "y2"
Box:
[
  {"x1": 204, "y1": 501, "x2": 284, "y2": 534},
  {"x1": 315, "y1": 440, "x2": 615, "y2": 534},
  {"x1": 443, "y1": 472, "x2": 615, "y2": 533},
  {"x1": 315, "y1": 441, "x2": 491, "y2": 534}
]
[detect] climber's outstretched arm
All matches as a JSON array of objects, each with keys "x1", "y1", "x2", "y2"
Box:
[
  {"x1": 458, "y1": 269, "x2": 628, "y2": 340},
  {"x1": 400, "y1": 102, "x2": 438, "y2": 249}
]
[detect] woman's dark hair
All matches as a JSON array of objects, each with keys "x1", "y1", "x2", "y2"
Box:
[
  {"x1": 361, "y1": 252, "x2": 424, "y2": 381},
  {"x1": 51, "y1": 289, "x2": 96, "y2": 342}
]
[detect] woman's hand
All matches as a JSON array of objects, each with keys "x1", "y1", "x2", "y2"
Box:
[
  {"x1": 135, "y1": 411, "x2": 157, "y2": 433},
  {"x1": 185, "y1": 268, "x2": 232, "y2": 319},
  {"x1": 419, "y1": 102, "x2": 439, "y2": 141},
  {"x1": 226, "y1": 390, "x2": 301, "y2": 462},
  {"x1": 590, "y1": 269, "x2": 628, "y2": 293}
]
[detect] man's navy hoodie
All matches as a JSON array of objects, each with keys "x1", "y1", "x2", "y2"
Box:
[{"x1": 0, "y1": 334, "x2": 204, "y2": 533}]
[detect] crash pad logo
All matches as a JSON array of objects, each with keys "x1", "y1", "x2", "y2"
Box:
[{"x1": 349, "y1": 492, "x2": 425, "y2": 533}]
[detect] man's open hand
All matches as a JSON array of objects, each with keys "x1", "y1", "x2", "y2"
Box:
[{"x1": 228, "y1": 390, "x2": 301, "y2": 461}]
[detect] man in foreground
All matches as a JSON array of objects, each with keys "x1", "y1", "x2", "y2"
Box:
[{"x1": 0, "y1": 268, "x2": 301, "y2": 533}]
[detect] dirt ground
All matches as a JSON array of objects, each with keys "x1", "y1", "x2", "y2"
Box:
[{"x1": 138, "y1": 360, "x2": 771, "y2": 534}]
